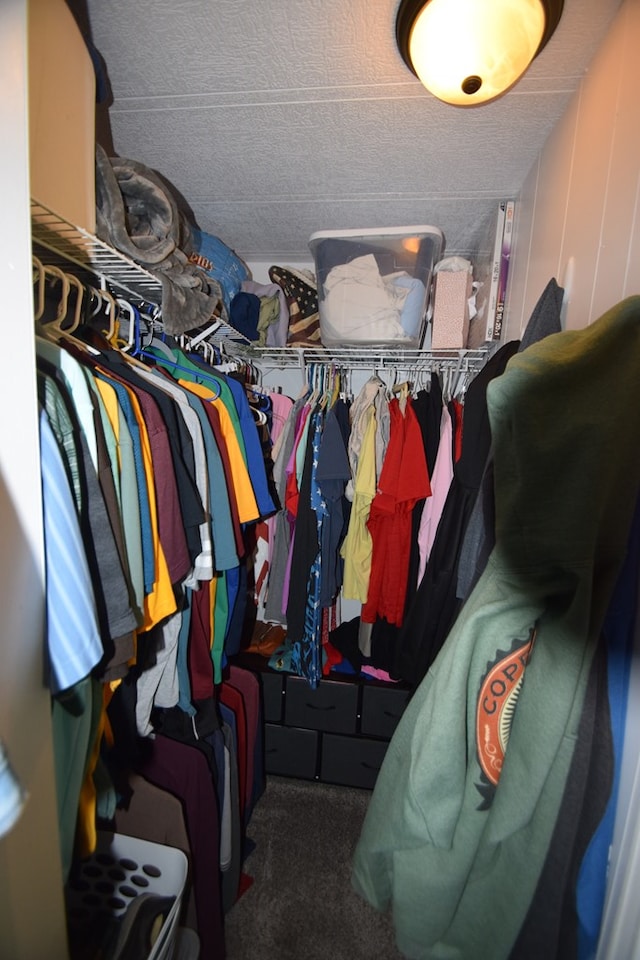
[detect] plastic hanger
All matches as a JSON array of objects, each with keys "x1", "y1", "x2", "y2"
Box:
[
  {"x1": 32, "y1": 256, "x2": 45, "y2": 322},
  {"x1": 42, "y1": 264, "x2": 70, "y2": 326},
  {"x1": 116, "y1": 297, "x2": 137, "y2": 350},
  {"x1": 136, "y1": 304, "x2": 178, "y2": 361},
  {"x1": 99, "y1": 289, "x2": 119, "y2": 344},
  {"x1": 89, "y1": 286, "x2": 103, "y2": 318},
  {"x1": 65, "y1": 274, "x2": 85, "y2": 333},
  {"x1": 137, "y1": 343, "x2": 223, "y2": 400}
]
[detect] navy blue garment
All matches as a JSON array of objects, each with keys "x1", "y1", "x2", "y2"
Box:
[
  {"x1": 316, "y1": 401, "x2": 351, "y2": 607},
  {"x1": 576, "y1": 497, "x2": 640, "y2": 957},
  {"x1": 230, "y1": 292, "x2": 260, "y2": 341}
]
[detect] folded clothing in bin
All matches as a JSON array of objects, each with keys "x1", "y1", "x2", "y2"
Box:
[
  {"x1": 310, "y1": 226, "x2": 444, "y2": 348},
  {"x1": 322, "y1": 254, "x2": 426, "y2": 343}
]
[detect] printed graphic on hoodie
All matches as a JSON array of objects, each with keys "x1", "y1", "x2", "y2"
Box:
[{"x1": 475, "y1": 626, "x2": 537, "y2": 809}]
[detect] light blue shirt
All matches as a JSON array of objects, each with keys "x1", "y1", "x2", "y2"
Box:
[{"x1": 40, "y1": 410, "x2": 103, "y2": 693}]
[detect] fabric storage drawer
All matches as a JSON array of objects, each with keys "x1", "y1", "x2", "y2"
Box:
[
  {"x1": 285, "y1": 676, "x2": 358, "y2": 734},
  {"x1": 264, "y1": 723, "x2": 318, "y2": 780},
  {"x1": 360, "y1": 684, "x2": 411, "y2": 740},
  {"x1": 320, "y1": 734, "x2": 389, "y2": 790},
  {"x1": 261, "y1": 670, "x2": 285, "y2": 723}
]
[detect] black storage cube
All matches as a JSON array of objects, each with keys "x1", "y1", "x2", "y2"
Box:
[
  {"x1": 320, "y1": 734, "x2": 389, "y2": 789},
  {"x1": 360, "y1": 684, "x2": 411, "y2": 740},
  {"x1": 285, "y1": 676, "x2": 358, "y2": 734},
  {"x1": 261, "y1": 670, "x2": 285, "y2": 724},
  {"x1": 264, "y1": 723, "x2": 318, "y2": 780}
]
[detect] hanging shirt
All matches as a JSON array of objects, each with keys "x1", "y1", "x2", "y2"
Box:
[
  {"x1": 37, "y1": 363, "x2": 139, "y2": 655},
  {"x1": 345, "y1": 376, "x2": 389, "y2": 501},
  {"x1": 92, "y1": 375, "x2": 145, "y2": 624},
  {"x1": 289, "y1": 410, "x2": 324, "y2": 687},
  {"x1": 180, "y1": 388, "x2": 240, "y2": 572},
  {"x1": 39, "y1": 409, "x2": 103, "y2": 694},
  {"x1": 181, "y1": 380, "x2": 260, "y2": 524},
  {"x1": 134, "y1": 364, "x2": 214, "y2": 584},
  {"x1": 316, "y1": 400, "x2": 352, "y2": 607},
  {"x1": 36, "y1": 336, "x2": 99, "y2": 471},
  {"x1": 263, "y1": 395, "x2": 308, "y2": 624},
  {"x1": 113, "y1": 381, "x2": 177, "y2": 631},
  {"x1": 361, "y1": 396, "x2": 431, "y2": 628},
  {"x1": 416, "y1": 404, "x2": 454, "y2": 584},
  {"x1": 341, "y1": 405, "x2": 377, "y2": 602}
]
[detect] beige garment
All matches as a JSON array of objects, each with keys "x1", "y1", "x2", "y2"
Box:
[{"x1": 345, "y1": 376, "x2": 389, "y2": 502}]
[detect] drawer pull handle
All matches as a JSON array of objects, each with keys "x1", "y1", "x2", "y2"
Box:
[
  {"x1": 306, "y1": 703, "x2": 336, "y2": 712},
  {"x1": 383, "y1": 710, "x2": 400, "y2": 719},
  {"x1": 362, "y1": 761, "x2": 381, "y2": 771}
]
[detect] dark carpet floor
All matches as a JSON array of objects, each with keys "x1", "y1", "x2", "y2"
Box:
[{"x1": 224, "y1": 776, "x2": 403, "y2": 960}]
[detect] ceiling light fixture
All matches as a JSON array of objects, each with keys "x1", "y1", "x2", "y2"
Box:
[{"x1": 396, "y1": 0, "x2": 564, "y2": 106}]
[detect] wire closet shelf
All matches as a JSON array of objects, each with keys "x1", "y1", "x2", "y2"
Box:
[
  {"x1": 31, "y1": 198, "x2": 162, "y2": 303},
  {"x1": 224, "y1": 342, "x2": 489, "y2": 373},
  {"x1": 30, "y1": 198, "x2": 489, "y2": 374}
]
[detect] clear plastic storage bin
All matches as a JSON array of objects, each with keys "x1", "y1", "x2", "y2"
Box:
[{"x1": 309, "y1": 226, "x2": 444, "y2": 348}]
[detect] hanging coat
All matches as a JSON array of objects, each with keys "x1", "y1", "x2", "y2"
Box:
[{"x1": 352, "y1": 296, "x2": 640, "y2": 960}]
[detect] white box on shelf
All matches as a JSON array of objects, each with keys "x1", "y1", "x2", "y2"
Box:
[{"x1": 309, "y1": 226, "x2": 444, "y2": 348}]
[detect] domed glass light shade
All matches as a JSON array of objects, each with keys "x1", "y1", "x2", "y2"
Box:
[{"x1": 396, "y1": 0, "x2": 564, "y2": 106}]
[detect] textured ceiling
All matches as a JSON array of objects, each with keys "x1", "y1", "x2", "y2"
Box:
[{"x1": 80, "y1": 0, "x2": 621, "y2": 263}]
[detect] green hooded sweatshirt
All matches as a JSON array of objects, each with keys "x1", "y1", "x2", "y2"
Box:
[{"x1": 352, "y1": 296, "x2": 640, "y2": 959}]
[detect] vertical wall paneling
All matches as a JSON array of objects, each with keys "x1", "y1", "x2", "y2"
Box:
[
  {"x1": 507, "y1": 0, "x2": 639, "y2": 336},
  {"x1": 593, "y1": 0, "x2": 640, "y2": 320}
]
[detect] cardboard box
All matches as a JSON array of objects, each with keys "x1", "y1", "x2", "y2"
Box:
[{"x1": 431, "y1": 269, "x2": 473, "y2": 349}]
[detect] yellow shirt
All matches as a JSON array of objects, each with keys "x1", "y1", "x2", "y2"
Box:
[{"x1": 341, "y1": 406, "x2": 377, "y2": 602}]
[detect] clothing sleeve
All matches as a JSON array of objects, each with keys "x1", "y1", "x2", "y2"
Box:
[{"x1": 39, "y1": 410, "x2": 103, "y2": 694}]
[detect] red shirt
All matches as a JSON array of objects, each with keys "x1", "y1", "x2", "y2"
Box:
[{"x1": 361, "y1": 397, "x2": 431, "y2": 627}]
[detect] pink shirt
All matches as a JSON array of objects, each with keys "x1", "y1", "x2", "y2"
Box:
[{"x1": 416, "y1": 405, "x2": 454, "y2": 586}]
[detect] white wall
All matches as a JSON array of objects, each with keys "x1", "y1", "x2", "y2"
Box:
[
  {"x1": 506, "y1": 0, "x2": 639, "y2": 339},
  {"x1": 0, "y1": 1, "x2": 69, "y2": 957}
]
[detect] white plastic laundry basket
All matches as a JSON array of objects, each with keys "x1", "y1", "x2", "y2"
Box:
[{"x1": 66, "y1": 831, "x2": 189, "y2": 960}]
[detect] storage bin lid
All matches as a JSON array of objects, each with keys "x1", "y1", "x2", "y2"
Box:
[{"x1": 309, "y1": 225, "x2": 444, "y2": 248}]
